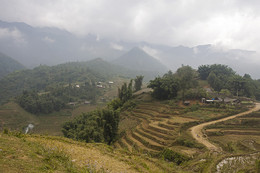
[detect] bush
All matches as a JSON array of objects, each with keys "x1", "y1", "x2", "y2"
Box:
[
  {"x1": 160, "y1": 148, "x2": 189, "y2": 165},
  {"x1": 121, "y1": 100, "x2": 137, "y2": 111}
]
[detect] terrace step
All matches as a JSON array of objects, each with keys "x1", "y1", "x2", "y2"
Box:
[
  {"x1": 135, "y1": 127, "x2": 168, "y2": 146},
  {"x1": 132, "y1": 110, "x2": 154, "y2": 118},
  {"x1": 131, "y1": 131, "x2": 164, "y2": 151},
  {"x1": 126, "y1": 132, "x2": 159, "y2": 154},
  {"x1": 147, "y1": 124, "x2": 171, "y2": 135},
  {"x1": 117, "y1": 138, "x2": 130, "y2": 151},
  {"x1": 121, "y1": 136, "x2": 133, "y2": 152},
  {"x1": 140, "y1": 125, "x2": 174, "y2": 141},
  {"x1": 158, "y1": 122, "x2": 176, "y2": 130}
]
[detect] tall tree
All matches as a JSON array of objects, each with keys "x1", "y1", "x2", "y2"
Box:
[
  {"x1": 118, "y1": 80, "x2": 133, "y2": 103},
  {"x1": 134, "y1": 75, "x2": 144, "y2": 92},
  {"x1": 175, "y1": 65, "x2": 198, "y2": 102},
  {"x1": 198, "y1": 65, "x2": 211, "y2": 80}
]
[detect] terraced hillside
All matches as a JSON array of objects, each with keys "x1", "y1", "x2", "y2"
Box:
[
  {"x1": 115, "y1": 92, "x2": 248, "y2": 157},
  {"x1": 117, "y1": 102, "x2": 203, "y2": 157},
  {"x1": 205, "y1": 109, "x2": 260, "y2": 154}
]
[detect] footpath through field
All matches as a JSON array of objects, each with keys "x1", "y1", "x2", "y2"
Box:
[{"x1": 190, "y1": 103, "x2": 260, "y2": 152}]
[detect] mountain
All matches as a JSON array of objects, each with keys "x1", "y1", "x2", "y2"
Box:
[
  {"x1": 113, "y1": 47, "x2": 168, "y2": 73},
  {"x1": 1, "y1": 20, "x2": 260, "y2": 78},
  {"x1": 0, "y1": 20, "x2": 126, "y2": 67},
  {"x1": 0, "y1": 52, "x2": 25, "y2": 79}
]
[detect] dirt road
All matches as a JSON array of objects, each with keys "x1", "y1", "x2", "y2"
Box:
[{"x1": 190, "y1": 103, "x2": 260, "y2": 152}]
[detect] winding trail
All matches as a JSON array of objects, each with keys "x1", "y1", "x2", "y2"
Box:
[{"x1": 190, "y1": 103, "x2": 260, "y2": 152}]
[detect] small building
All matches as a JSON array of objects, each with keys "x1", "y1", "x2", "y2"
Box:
[
  {"x1": 84, "y1": 101, "x2": 91, "y2": 104},
  {"x1": 108, "y1": 81, "x2": 114, "y2": 84},
  {"x1": 68, "y1": 102, "x2": 77, "y2": 106},
  {"x1": 184, "y1": 101, "x2": 190, "y2": 106},
  {"x1": 75, "y1": 84, "x2": 80, "y2": 88}
]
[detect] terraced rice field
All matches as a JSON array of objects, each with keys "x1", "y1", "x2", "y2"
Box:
[
  {"x1": 205, "y1": 110, "x2": 260, "y2": 153},
  {"x1": 115, "y1": 101, "x2": 198, "y2": 155}
]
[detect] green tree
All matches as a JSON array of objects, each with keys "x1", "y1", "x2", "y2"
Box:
[
  {"x1": 118, "y1": 80, "x2": 133, "y2": 103},
  {"x1": 198, "y1": 65, "x2": 211, "y2": 80},
  {"x1": 148, "y1": 71, "x2": 179, "y2": 100},
  {"x1": 175, "y1": 65, "x2": 198, "y2": 102},
  {"x1": 102, "y1": 108, "x2": 119, "y2": 144},
  {"x1": 230, "y1": 75, "x2": 246, "y2": 97},
  {"x1": 207, "y1": 72, "x2": 222, "y2": 92},
  {"x1": 134, "y1": 75, "x2": 144, "y2": 91}
]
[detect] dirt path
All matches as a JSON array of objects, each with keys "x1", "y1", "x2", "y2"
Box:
[{"x1": 190, "y1": 103, "x2": 260, "y2": 152}]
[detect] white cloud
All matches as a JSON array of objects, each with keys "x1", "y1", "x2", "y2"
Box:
[
  {"x1": 141, "y1": 46, "x2": 161, "y2": 60},
  {"x1": 110, "y1": 43, "x2": 124, "y2": 51},
  {"x1": 0, "y1": 27, "x2": 26, "y2": 44},
  {"x1": 1, "y1": 0, "x2": 260, "y2": 51}
]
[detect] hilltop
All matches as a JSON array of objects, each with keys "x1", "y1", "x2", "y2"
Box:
[{"x1": 113, "y1": 47, "x2": 168, "y2": 73}]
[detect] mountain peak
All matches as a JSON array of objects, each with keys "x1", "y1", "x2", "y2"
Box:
[{"x1": 112, "y1": 47, "x2": 167, "y2": 73}]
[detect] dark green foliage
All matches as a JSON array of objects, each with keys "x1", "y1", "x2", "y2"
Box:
[
  {"x1": 175, "y1": 65, "x2": 198, "y2": 102},
  {"x1": 121, "y1": 100, "x2": 137, "y2": 111},
  {"x1": 62, "y1": 108, "x2": 119, "y2": 144},
  {"x1": 148, "y1": 71, "x2": 179, "y2": 100},
  {"x1": 134, "y1": 75, "x2": 144, "y2": 91},
  {"x1": 0, "y1": 61, "x2": 105, "y2": 105},
  {"x1": 102, "y1": 109, "x2": 120, "y2": 144},
  {"x1": 118, "y1": 80, "x2": 133, "y2": 103},
  {"x1": 17, "y1": 83, "x2": 98, "y2": 114},
  {"x1": 160, "y1": 148, "x2": 189, "y2": 165},
  {"x1": 199, "y1": 64, "x2": 260, "y2": 100},
  {"x1": 184, "y1": 88, "x2": 207, "y2": 100},
  {"x1": 197, "y1": 65, "x2": 211, "y2": 80},
  {"x1": 207, "y1": 71, "x2": 222, "y2": 92},
  {"x1": 17, "y1": 91, "x2": 64, "y2": 114},
  {"x1": 107, "y1": 98, "x2": 122, "y2": 111}
]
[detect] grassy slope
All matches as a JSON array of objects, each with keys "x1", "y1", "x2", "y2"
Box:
[{"x1": 0, "y1": 132, "x2": 177, "y2": 173}]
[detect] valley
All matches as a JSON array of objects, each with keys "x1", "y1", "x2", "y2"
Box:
[{"x1": 1, "y1": 59, "x2": 260, "y2": 172}]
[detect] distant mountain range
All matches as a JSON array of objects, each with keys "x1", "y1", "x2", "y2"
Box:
[
  {"x1": 0, "y1": 20, "x2": 259, "y2": 78},
  {"x1": 0, "y1": 51, "x2": 25, "y2": 79}
]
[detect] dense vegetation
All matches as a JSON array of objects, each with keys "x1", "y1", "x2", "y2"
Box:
[
  {"x1": 17, "y1": 82, "x2": 98, "y2": 114},
  {"x1": 0, "y1": 60, "x2": 105, "y2": 105},
  {"x1": 134, "y1": 75, "x2": 144, "y2": 92},
  {"x1": 62, "y1": 108, "x2": 119, "y2": 144},
  {"x1": 62, "y1": 80, "x2": 135, "y2": 144},
  {"x1": 148, "y1": 64, "x2": 260, "y2": 101},
  {"x1": 198, "y1": 64, "x2": 260, "y2": 99},
  {"x1": 148, "y1": 65, "x2": 198, "y2": 100}
]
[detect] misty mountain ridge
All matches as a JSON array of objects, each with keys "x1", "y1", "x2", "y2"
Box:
[
  {"x1": 0, "y1": 51, "x2": 25, "y2": 79},
  {"x1": 112, "y1": 47, "x2": 168, "y2": 73},
  {"x1": 0, "y1": 20, "x2": 259, "y2": 78}
]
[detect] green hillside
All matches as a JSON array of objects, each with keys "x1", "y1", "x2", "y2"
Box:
[
  {"x1": 0, "y1": 52, "x2": 25, "y2": 79},
  {"x1": 0, "y1": 58, "x2": 126, "y2": 105}
]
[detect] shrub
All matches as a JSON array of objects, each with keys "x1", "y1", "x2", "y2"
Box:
[{"x1": 160, "y1": 148, "x2": 189, "y2": 165}]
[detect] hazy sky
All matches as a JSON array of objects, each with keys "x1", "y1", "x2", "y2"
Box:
[{"x1": 1, "y1": 0, "x2": 260, "y2": 51}]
